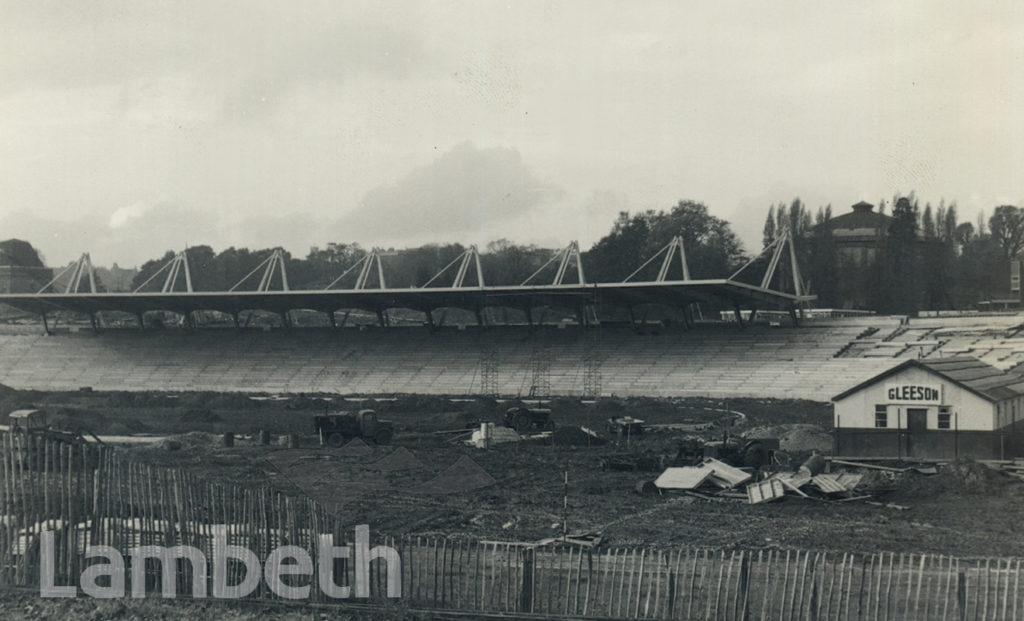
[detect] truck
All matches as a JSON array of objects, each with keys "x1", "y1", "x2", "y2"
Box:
[{"x1": 314, "y1": 409, "x2": 394, "y2": 446}]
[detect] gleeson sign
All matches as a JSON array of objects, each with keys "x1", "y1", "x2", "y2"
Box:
[{"x1": 885, "y1": 383, "x2": 942, "y2": 405}]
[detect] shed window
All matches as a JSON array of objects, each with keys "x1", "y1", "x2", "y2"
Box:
[
  {"x1": 937, "y1": 407, "x2": 951, "y2": 430},
  {"x1": 874, "y1": 405, "x2": 887, "y2": 428}
]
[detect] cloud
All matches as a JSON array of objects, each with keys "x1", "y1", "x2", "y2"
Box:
[
  {"x1": 344, "y1": 142, "x2": 563, "y2": 243},
  {"x1": 0, "y1": 1, "x2": 438, "y2": 127},
  {"x1": 108, "y1": 202, "x2": 152, "y2": 229}
]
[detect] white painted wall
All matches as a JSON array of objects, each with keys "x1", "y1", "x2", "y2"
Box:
[{"x1": 834, "y1": 366, "x2": 998, "y2": 431}]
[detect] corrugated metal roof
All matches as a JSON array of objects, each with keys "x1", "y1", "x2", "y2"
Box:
[{"x1": 919, "y1": 358, "x2": 1024, "y2": 401}]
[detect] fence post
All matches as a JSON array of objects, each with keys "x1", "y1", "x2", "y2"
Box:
[
  {"x1": 957, "y1": 570, "x2": 966, "y2": 621},
  {"x1": 739, "y1": 550, "x2": 751, "y2": 621},
  {"x1": 519, "y1": 547, "x2": 534, "y2": 612}
]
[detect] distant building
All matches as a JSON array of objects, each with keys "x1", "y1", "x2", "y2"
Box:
[
  {"x1": 832, "y1": 357, "x2": 1024, "y2": 460},
  {"x1": 976, "y1": 259, "x2": 1023, "y2": 311},
  {"x1": 825, "y1": 201, "x2": 890, "y2": 266},
  {"x1": 811, "y1": 201, "x2": 890, "y2": 309}
]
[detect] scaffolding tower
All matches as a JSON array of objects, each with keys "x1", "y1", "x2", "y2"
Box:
[
  {"x1": 528, "y1": 348, "x2": 552, "y2": 398},
  {"x1": 479, "y1": 348, "x2": 499, "y2": 397}
]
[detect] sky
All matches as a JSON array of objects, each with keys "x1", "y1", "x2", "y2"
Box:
[{"x1": 1, "y1": 1, "x2": 1023, "y2": 268}]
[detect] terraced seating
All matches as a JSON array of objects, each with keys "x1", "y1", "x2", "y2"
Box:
[{"x1": 0, "y1": 320, "x2": 913, "y2": 400}]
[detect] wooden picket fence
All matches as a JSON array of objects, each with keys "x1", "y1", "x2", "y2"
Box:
[{"x1": 0, "y1": 430, "x2": 1020, "y2": 620}]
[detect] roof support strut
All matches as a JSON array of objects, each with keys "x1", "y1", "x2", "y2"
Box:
[
  {"x1": 325, "y1": 248, "x2": 390, "y2": 290},
  {"x1": 36, "y1": 253, "x2": 97, "y2": 294},
  {"x1": 229, "y1": 248, "x2": 290, "y2": 292},
  {"x1": 624, "y1": 235, "x2": 691, "y2": 282},
  {"x1": 422, "y1": 246, "x2": 485, "y2": 288},
  {"x1": 133, "y1": 248, "x2": 194, "y2": 293},
  {"x1": 522, "y1": 241, "x2": 586, "y2": 286}
]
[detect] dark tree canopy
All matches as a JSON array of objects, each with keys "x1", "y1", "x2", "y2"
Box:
[
  {"x1": 585, "y1": 200, "x2": 745, "y2": 282},
  {"x1": 0, "y1": 239, "x2": 45, "y2": 268},
  {"x1": 989, "y1": 205, "x2": 1024, "y2": 260}
]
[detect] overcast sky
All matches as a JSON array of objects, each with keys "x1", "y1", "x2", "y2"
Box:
[{"x1": 1, "y1": 1, "x2": 1022, "y2": 268}]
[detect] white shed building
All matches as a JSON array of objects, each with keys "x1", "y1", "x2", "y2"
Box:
[{"x1": 831, "y1": 357, "x2": 1024, "y2": 460}]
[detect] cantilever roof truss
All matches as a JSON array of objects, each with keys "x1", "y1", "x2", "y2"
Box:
[{"x1": 0, "y1": 278, "x2": 814, "y2": 319}]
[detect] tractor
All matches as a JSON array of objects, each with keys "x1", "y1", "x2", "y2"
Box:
[
  {"x1": 314, "y1": 409, "x2": 394, "y2": 446},
  {"x1": 661, "y1": 436, "x2": 780, "y2": 470},
  {"x1": 503, "y1": 407, "x2": 555, "y2": 433},
  {"x1": 5, "y1": 409, "x2": 99, "y2": 469}
]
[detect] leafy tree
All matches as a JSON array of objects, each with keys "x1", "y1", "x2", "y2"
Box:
[
  {"x1": 884, "y1": 197, "x2": 919, "y2": 314},
  {"x1": 131, "y1": 250, "x2": 176, "y2": 291},
  {"x1": 0, "y1": 239, "x2": 45, "y2": 267},
  {"x1": 762, "y1": 206, "x2": 776, "y2": 248},
  {"x1": 921, "y1": 205, "x2": 936, "y2": 239},
  {"x1": 586, "y1": 200, "x2": 744, "y2": 284},
  {"x1": 989, "y1": 205, "x2": 1024, "y2": 260},
  {"x1": 482, "y1": 239, "x2": 547, "y2": 286}
]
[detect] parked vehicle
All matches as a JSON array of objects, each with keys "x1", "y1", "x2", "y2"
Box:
[
  {"x1": 503, "y1": 407, "x2": 555, "y2": 433},
  {"x1": 314, "y1": 409, "x2": 394, "y2": 446}
]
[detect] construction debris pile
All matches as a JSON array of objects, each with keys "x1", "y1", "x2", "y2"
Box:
[{"x1": 646, "y1": 455, "x2": 899, "y2": 505}]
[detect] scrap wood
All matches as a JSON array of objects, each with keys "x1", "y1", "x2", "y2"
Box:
[
  {"x1": 837, "y1": 495, "x2": 874, "y2": 502},
  {"x1": 811, "y1": 473, "x2": 864, "y2": 494},
  {"x1": 701, "y1": 457, "x2": 752, "y2": 488},
  {"x1": 770, "y1": 471, "x2": 811, "y2": 489},
  {"x1": 683, "y1": 490, "x2": 732, "y2": 502},
  {"x1": 778, "y1": 477, "x2": 810, "y2": 498},
  {"x1": 446, "y1": 431, "x2": 474, "y2": 444},
  {"x1": 865, "y1": 501, "x2": 910, "y2": 511},
  {"x1": 654, "y1": 459, "x2": 751, "y2": 490},
  {"x1": 718, "y1": 491, "x2": 747, "y2": 499},
  {"x1": 531, "y1": 532, "x2": 603, "y2": 548},
  {"x1": 654, "y1": 467, "x2": 711, "y2": 490},
  {"x1": 830, "y1": 459, "x2": 912, "y2": 473},
  {"x1": 746, "y1": 479, "x2": 786, "y2": 504}
]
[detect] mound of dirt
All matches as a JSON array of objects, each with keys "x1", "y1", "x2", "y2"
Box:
[
  {"x1": 368, "y1": 447, "x2": 424, "y2": 472},
  {"x1": 941, "y1": 460, "x2": 1009, "y2": 495},
  {"x1": 745, "y1": 424, "x2": 833, "y2": 453},
  {"x1": 851, "y1": 460, "x2": 1015, "y2": 500},
  {"x1": 408, "y1": 455, "x2": 495, "y2": 494},
  {"x1": 337, "y1": 438, "x2": 374, "y2": 457},
  {"x1": 166, "y1": 431, "x2": 221, "y2": 449}
]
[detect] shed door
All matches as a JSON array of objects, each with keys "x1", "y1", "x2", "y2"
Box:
[
  {"x1": 906, "y1": 408, "x2": 928, "y2": 458},
  {"x1": 906, "y1": 408, "x2": 928, "y2": 433}
]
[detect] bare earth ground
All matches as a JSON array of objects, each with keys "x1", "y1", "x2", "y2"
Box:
[
  {"x1": 1, "y1": 388, "x2": 1022, "y2": 558},
  {"x1": 0, "y1": 588, "x2": 429, "y2": 620}
]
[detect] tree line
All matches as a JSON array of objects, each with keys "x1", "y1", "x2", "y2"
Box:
[
  {"x1": 125, "y1": 200, "x2": 745, "y2": 295},
  {"x1": 764, "y1": 195, "x2": 1024, "y2": 313},
  {"x1": 8, "y1": 195, "x2": 1024, "y2": 315}
]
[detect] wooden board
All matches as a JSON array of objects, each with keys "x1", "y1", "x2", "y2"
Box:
[{"x1": 746, "y1": 479, "x2": 786, "y2": 504}]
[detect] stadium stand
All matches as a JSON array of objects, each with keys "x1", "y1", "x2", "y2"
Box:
[
  {"x1": 0, "y1": 318, "x2": 910, "y2": 400},
  {"x1": 836, "y1": 314, "x2": 1024, "y2": 371}
]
